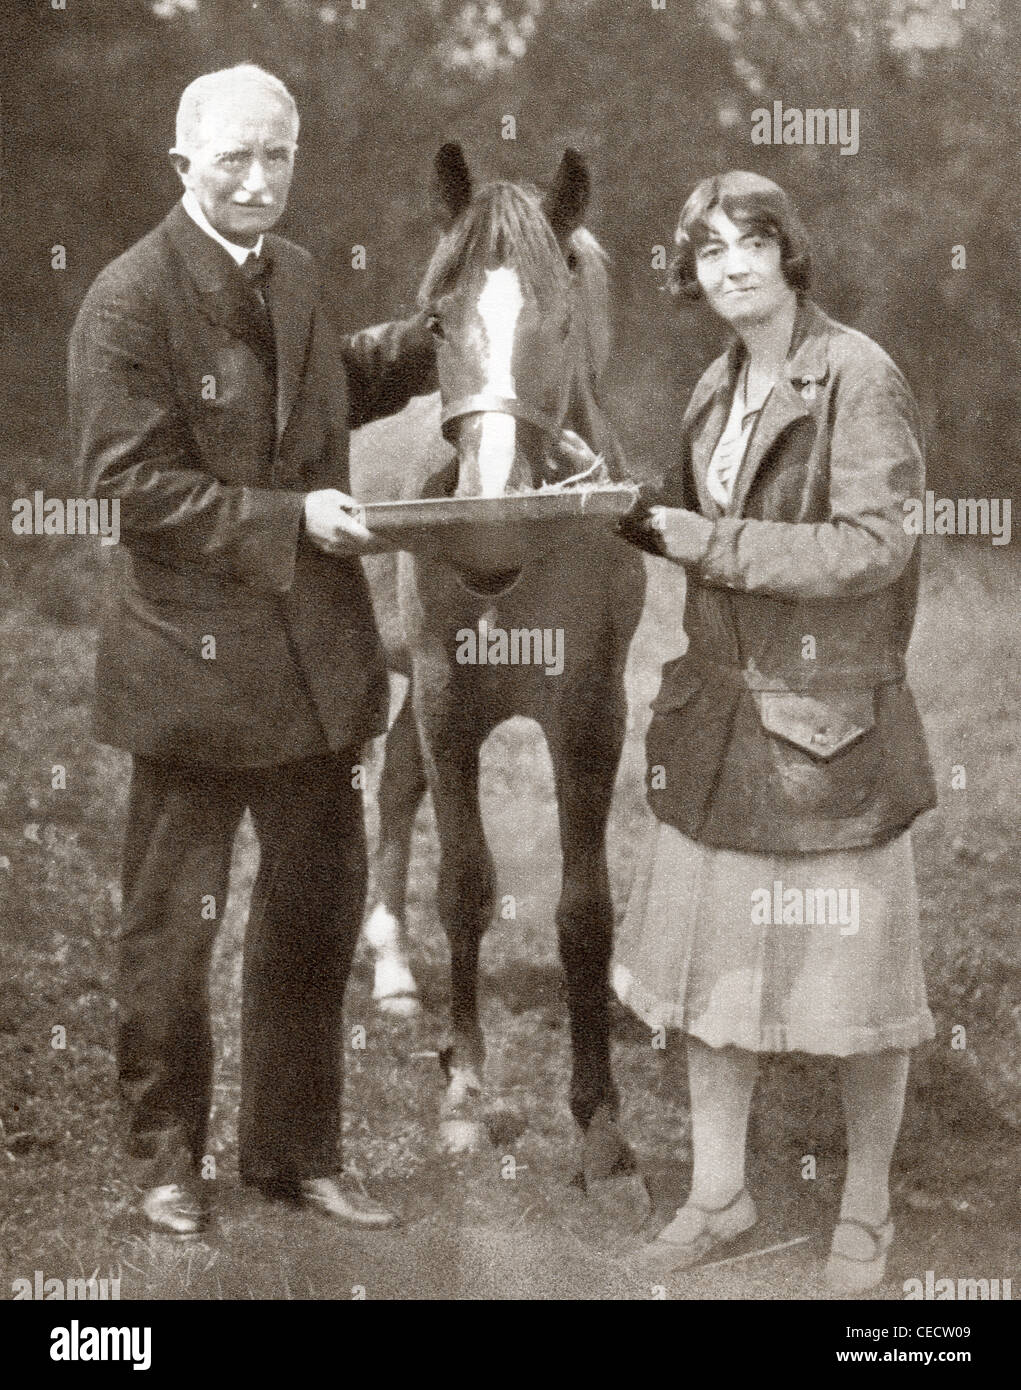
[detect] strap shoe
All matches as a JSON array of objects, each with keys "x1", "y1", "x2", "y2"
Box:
[
  {"x1": 825, "y1": 1215, "x2": 894, "y2": 1294},
  {"x1": 633, "y1": 1187, "x2": 758, "y2": 1278}
]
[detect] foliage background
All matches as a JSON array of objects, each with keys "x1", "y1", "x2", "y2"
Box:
[{"x1": 2, "y1": 0, "x2": 1018, "y2": 497}]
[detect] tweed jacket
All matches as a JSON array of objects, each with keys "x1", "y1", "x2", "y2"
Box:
[
  {"x1": 68, "y1": 202, "x2": 435, "y2": 765},
  {"x1": 645, "y1": 298, "x2": 938, "y2": 853}
]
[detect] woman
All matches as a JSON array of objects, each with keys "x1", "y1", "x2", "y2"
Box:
[{"x1": 562, "y1": 170, "x2": 937, "y2": 1292}]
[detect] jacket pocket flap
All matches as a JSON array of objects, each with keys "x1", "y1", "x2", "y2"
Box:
[
  {"x1": 649, "y1": 655, "x2": 707, "y2": 713},
  {"x1": 756, "y1": 691, "x2": 876, "y2": 760}
]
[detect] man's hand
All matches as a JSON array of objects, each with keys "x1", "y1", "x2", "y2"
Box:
[{"x1": 303, "y1": 489, "x2": 395, "y2": 556}]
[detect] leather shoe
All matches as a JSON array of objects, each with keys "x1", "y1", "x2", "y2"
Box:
[
  {"x1": 300, "y1": 1173, "x2": 397, "y2": 1228},
  {"x1": 141, "y1": 1181, "x2": 210, "y2": 1237}
]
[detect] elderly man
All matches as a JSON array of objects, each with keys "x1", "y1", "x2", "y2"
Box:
[{"x1": 68, "y1": 65, "x2": 435, "y2": 1235}]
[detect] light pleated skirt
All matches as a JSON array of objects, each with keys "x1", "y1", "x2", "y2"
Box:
[{"x1": 612, "y1": 817, "x2": 935, "y2": 1055}]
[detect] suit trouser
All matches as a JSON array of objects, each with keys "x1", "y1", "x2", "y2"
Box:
[{"x1": 116, "y1": 748, "x2": 366, "y2": 1193}]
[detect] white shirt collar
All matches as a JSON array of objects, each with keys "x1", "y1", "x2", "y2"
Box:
[{"x1": 181, "y1": 191, "x2": 263, "y2": 266}]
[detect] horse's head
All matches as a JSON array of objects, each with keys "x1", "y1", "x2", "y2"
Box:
[{"x1": 419, "y1": 144, "x2": 609, "y2": 504}]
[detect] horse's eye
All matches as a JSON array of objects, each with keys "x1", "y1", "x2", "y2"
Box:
[{"x1": 426, "y1": 312, "x2": 445, "y2": 340}]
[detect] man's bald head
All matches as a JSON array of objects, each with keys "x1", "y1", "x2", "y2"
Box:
[{"x1": 174, "y1": 64, "x2": 299, "y2": 153}]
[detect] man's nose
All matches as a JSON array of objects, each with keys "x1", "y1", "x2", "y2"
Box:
[{"x1": 242, "y1": 159, "x2": 270, "y2": 194}]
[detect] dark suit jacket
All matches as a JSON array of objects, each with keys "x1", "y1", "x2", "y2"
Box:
[
  {"x1": 645, "y1": 298, "x2": 938, "y2": 853},
  {"x1": 68, "y1": 203, "x2": 435, "y2": 765}
]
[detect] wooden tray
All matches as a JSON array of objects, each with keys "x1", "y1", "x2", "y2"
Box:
[
  {"x1": 356, "y1": 487, "x2": 638, "y2": 530},
  {"x1": 353, "y1": 486, "x2": 640, "y2": 571}
]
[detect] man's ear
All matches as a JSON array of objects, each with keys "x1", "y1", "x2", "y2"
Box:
[{"x1": 168, "y1": 148, "x2": 190, "y2": 183}]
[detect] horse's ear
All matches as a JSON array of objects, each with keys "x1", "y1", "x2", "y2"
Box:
[
  {"x1": 434, "y1": 143, "x2": 473, "y2": 227},
  {"x1": 544, "y1": 148, "x2": 590, "y2": 239}
]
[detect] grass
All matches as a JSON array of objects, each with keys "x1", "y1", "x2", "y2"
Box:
[{"x1": 0, "y1": 528, "x2": 1017, "y2": 1301}]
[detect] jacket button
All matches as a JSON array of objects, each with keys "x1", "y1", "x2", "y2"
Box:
[{"x1": 811, "y1": 730, "x2": 827, "y2": 744}]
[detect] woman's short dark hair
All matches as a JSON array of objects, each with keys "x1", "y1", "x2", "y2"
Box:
[{"x1": 669, "y1": 170, "x2": 813, "y2": 301}]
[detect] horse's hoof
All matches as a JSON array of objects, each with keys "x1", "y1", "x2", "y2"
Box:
[
  {"x1": 376, "y1": 992, "x2": 422, "y2": 1019},
  {"x1": 581, "y1": 1104, "x2": 636, "y2": 1183},
  {"x1": 372, "y1": 957, "x2": 420, "y2": 1016},
  {"x1": 575, "y1": 1105, "x2": 650, "y2": 1223},
  {"x1": 438, "y1": 1060, "x2": 486, "y2": 1153},
  {"x1": 483, "y1": 1103, "x2": 527, "y2": 1149},
  {"x1": 438, "y1": 1118, "x2": 488, "y2": 1154}
]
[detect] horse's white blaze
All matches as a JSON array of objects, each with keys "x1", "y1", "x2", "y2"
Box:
[
  {"x1": 475, "y1": 267, "x2": 523, "y2": 496},
  {"x1": 476, "y1": 413, "x2": 516, "y2": 496}
]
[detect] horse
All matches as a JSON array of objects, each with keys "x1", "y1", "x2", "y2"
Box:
[{"x1": 350, "y1": 144, "x2": 648, "y2": 1192}]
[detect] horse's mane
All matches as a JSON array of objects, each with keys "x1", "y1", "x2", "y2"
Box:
[{"x1": 417, "y1": 180, "x2": 611, "y2": 385}]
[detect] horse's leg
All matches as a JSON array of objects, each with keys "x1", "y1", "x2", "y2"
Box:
[
  {"x1": 413, "y1": 668, "x2": 495, "y2": 1153},
  {"x1": 545, "y1": 675, "x2": 643, "y2": 1194},
  {"x1": 364, "y1": 682, "x2": 425, "y2": 1017}
]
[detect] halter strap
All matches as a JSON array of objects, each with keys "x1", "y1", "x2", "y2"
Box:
[{"x1": 440, "y1": 393, "x2": 562, "y2": 439}]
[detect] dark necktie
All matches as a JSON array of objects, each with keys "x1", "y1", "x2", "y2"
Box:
[
  {"x1": 238, "y1": 249, "x2": 272, "y2": 301},
  {"x1": 236, "y1": 250, "x2": 275, "y2": 364}
]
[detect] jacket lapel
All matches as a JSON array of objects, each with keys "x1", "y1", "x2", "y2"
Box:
[
  {"x1": 725, "y1": 299, "x2": 831, "y2": 518},
  {"x1": 163, "y1": 204, "x2": 315, "y2": 446},
  {"x1": 264, "y1": 235, "x2": 316, "y2": 448},
  {"x1": 726, "y1": 379, "x2": 811, "y2": 518},
  {"x1": 686, "y1": 345, "x2": 738, "y2": 518},
  {"x1": 164, "y1": 202, "x2": 256, "y2": 344}
]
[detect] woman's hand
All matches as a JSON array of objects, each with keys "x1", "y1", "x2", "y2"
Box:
[
  {"x1": 551, "y1": 433, "x2": 715, "y2": 564},
  {"x1": 616, "y1": 485, "x2": 668, "y2": 556},
  {"x1": 617, "y1": 493, "x2": 714, "y2": 565},
  {"x1": 646, "y1": 505, "x2": 714, "y2": 565}
]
